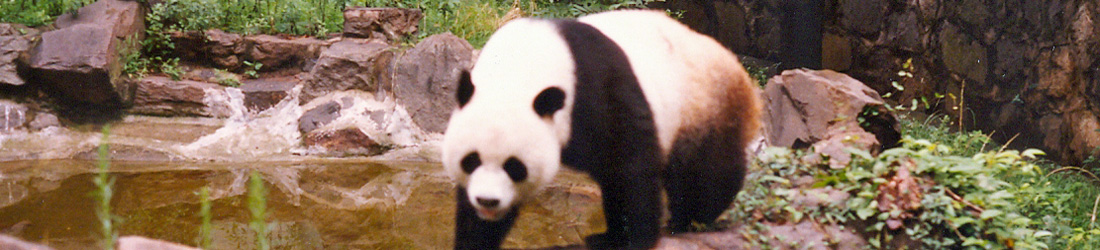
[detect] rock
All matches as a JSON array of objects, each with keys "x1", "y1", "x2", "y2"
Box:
[
  {"x1": 27, "y1": 112, "x2": 59, "y2": 131},
  {"x1": 758, "y1": 221, "x2": 866, "y2": 249},
  {"x1": 296, "y1": 91, "x2": 433, "y2": 158},
  {"x1": 0, "y1": 100, "x2": 59, "y2": 132},
  {"x1": 939, "y1": 22, "x2": 987, "y2": 85},
  {"x1": 244, "y1": 35, "x2": 326, "y2": 72},
  {"x1": 393, "y1": 33, "x2": 474, "y2": 133},
  {"x1": 343, "y1": 7, "x2": 423, "y2": 42},
  {"x1": 882, "y1": 11, "x2": 921, "y2": 52},
  {"x1": 840, "y1": 0, "x2": 888, "y2": 36},
  {"x1": 129, "y1": 76, "x2": 234, "y2": 117},
  {"x1": 821, "y1": 33, "x2": 852, "y2": 71},
  {"x1": 303, "y1": 128, "x2": 386, "y2": 156},
  {"x1": 54, "y1": 0, "x2": 146, "y2": 40},
  {"x1": 298, "y1": 101, "x2": 341, "y2": 134},
  {"x1": 0, "y1": 24, "x2": 35, "y2": 86},
  {"x1": 0, "y1": 100, "x2": 28, "y2": 132},
  {"x1": 181, "y1": 67, "x2": 240, "y2": 84},
  {"x1": 206, "y1": 29, "x2": 246, "y2": 69},
  {"x1": 30, "y1": 25, "x2": 120, "y2": 104},
  {"x1": 302, "y1": 39, "x2": 395, "y2": 104},
  {"x1": 72, "y1": 144, "x2": 180, "y2": 162},
  {"x1": 242, "y1": 77, "x2": 298, "y2": 112},
  {"x1": 0, "y1": 234, "x2": 52, "y2": 250},
  {"x1": 117, "y1": 236, "x2": 198, "y2": 250},
  {"x1": 29, "y1": 0, "x2": 144, "y2": 105},
  {"x1": 762, "y1": 69, "x2": 900, "y2": 168}
]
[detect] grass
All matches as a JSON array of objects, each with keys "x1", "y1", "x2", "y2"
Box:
[
  {"x1": 197, "y1": 186, "x2": 213, "y2": 249},
  {"x1": 92, "y1": 125, "x2": 118, "y2": 250},
  {"x1": 0, "y1": 0, "x2": 91, "y2": 27},
  {"x1": 248, "y1": 170, "x2": 270, "y2": 250}
]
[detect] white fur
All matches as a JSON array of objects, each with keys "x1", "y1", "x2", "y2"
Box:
[
  {"x1": 442, "y1": 19, "x2": 572, "y2": 220},
  {"x1": 579, "y1": 10, "x2": 742, "y2": 155},
  {"x1": 443, "y1": 10, "x2": 743, "y2": 220}
]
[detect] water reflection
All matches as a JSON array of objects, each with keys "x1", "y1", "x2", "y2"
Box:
[{"x1": 0, "y1": 160, "x2": 601, "y2": 249}]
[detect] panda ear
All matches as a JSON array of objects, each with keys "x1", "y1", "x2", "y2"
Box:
[
  {"x1": 456, "y1": 70, "x2": 475, "y2": 108},
  {"x1": 533, "y1": 87, "x2": 565, "y2": 117}
]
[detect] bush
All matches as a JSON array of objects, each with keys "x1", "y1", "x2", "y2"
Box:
[
  {"x1": 0, "y1": 0, "x2": 92, "y2": 27},
  {"x1": 732, "y1": 137, "x2": 1051, "y2": 249}
]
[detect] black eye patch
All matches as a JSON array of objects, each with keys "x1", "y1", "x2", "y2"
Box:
[
  {"x1": 456, "y1": 70, "x2": 475, "y2": 108},
  {"x1": 503, "y1": 157, "x2": 528, "y2": 182},
  {"x1": 533, "y1": 87, "x2": 565, "y2": 117},
  {"x1": 460, "y1": 152, "x2": 481, "y2": 174}
]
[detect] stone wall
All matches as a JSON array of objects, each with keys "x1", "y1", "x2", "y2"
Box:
[{"x1": 664, "y1": 0, "x2": 1100, "y2": 164}]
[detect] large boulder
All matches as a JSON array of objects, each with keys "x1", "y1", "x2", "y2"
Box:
[
  {"x1": 302, "y1": 39, "x2": 395, "y2": 104},
  {"x1": 343, "y1": 7, "x2": 423, "y2": 42},
  {"x1": 242, "y1": 77, "x2": 298, "y2": 112},
  {"x1": 28, "y1": 0, "x2": 145, "y2": 105},
  {"x1": 129, "y1": 76, "x2": 237, "y2": 118},
  {"x1": 0, "y1": 24, "x2": 36, "y2": 86},
  {"x1": 244, "y1": 35, "x2": 326, "y2": 72},
  {"x1": 393, "y1": 33, "x2": 474, "y2": 133},
  {"x1": 763, "y1": 69, "x2": 900, "y2": 168},
  {"x1": 169, "y1": 30, "x2": 246, "y2": 70}
]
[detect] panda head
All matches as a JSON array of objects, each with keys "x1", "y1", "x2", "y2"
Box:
[{"x1": 442, "y1": 19, "x2": 575, "y2": 221}]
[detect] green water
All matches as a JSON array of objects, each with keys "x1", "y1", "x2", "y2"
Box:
[{"x1": 0, "y1": 159, "x2": 603, "y2": 249}]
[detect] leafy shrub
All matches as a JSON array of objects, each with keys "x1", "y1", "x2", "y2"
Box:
[
  {"x1": 0, "y1": 0, "x2": 92, "y2": 27},
  {"x1": 149, "y1": 0, "x2": 344, "y2": 36},
  {"x1": 730, "y1": 135, "x2": 1054, "y2": 248}
]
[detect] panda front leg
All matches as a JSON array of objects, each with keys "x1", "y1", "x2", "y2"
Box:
[
  {"x1": 454, "y1": 186, "x2": 519, "y2": 250},
  {"x1": 585, "y1": 168, "x2": 662, "y2": 249}
]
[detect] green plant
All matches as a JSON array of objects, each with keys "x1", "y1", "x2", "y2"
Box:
[
  {"x1": 248, "y1": 170, "x2": 270, "y2": 250},
  {"x1": 0, "y1": 0, "x2": 92, "y2": 26},
  {"x1": 743, "y1": 63, "x2": 776, "y2": 88},
  {"x1": 729, "y1": 129, "x2": 1055, "y2": 249},
  {"x1": 120, "y1": 35, "x2": 149, "y2": 78},
  {"x1": 160, "y1": 58, "x2": 183, "y2": 81},
  {"x1": 241, "y1": 61, "x2": 262, "y2": 79},
  {"x1": 216, "y1": 70, "x2": 242, "y2": 87},
  {"x1": 92, "y1": 125, "x2": 118, "y2": 250},
  {"x1": 197, "y1": 186, "x2": 213, "y2": 249}
]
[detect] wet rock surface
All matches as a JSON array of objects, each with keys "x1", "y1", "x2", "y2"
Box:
[
  {"x1": 296, "y1": 91, "x2": 433, "y2": 158},
  {"x1": 393, "y1": 33, "x2": 474, "y2": 133},
  {"x1": 0, "y1": 100, "x2": 61, "y2": 133},
  {"x1": 129, "y1": 76, "x2": 233, "y2": 118},
  {"x1": 303, "y1": 127, "x2": 386, "y2": 156},
  {"x1": 298, "y1": 101, "x2": 341, "y2": 134},
  {"x1": 302, "y1": 38, "x2": 395, "y2": 104},
  {"x1": 241, "y1": 77, "x2": 298, "y2": 112}
]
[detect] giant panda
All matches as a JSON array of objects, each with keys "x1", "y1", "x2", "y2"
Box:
[{"x1": 442, "y1": 10, "x2": 762, "y2": 249}]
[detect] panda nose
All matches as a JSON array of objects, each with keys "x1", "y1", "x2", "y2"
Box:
[{"x1": 475, "y1": 197, "x2": 500, "y2": 208}]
